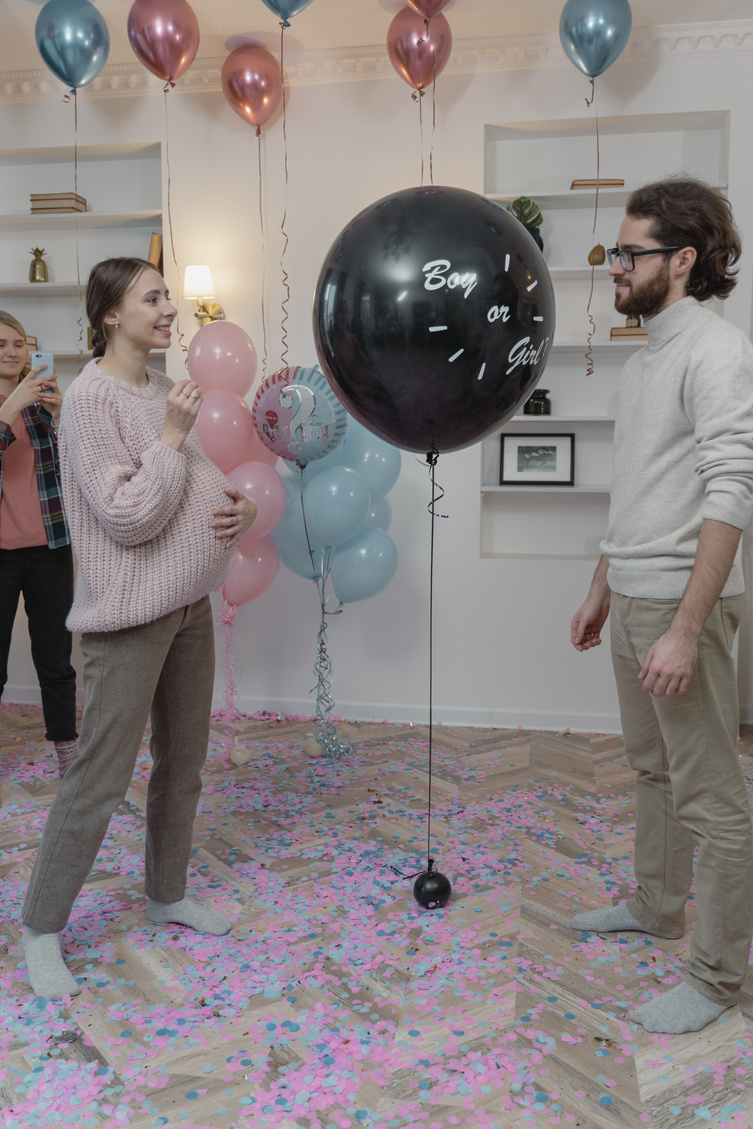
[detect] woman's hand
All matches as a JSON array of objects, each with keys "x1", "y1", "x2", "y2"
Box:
[
  {"x1": 161, "y1": 379, "x2": 203, "y2": 452},
  {"x1": 211, "y1": 486, "x2": 258, "y2": 550},
  {"x1": 0, "y1": 364, "x2": 58, "y2": 427}
]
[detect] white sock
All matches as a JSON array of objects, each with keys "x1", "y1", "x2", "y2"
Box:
[
  {"x1": 146, "y1": 896, "x2": 231, "y2": 936},
  {"x1": 22, "y1": 928, "x2": 80, "y2": 999},
  {"x1": 571, "y1": 902, "x2": 674, "y2": 938},
  {"x1": 630, "y1": 982, "x2": 729, "y2": 1034}
]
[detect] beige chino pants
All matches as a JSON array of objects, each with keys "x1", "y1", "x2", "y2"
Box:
[
  {"x1": 610, "y1": 592, "x2": 753, "y2": 1005},
  {"x1": 23, "y1": 596, "x2": 215, "y2": 934}
]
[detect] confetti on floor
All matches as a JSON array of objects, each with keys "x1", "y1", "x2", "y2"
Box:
[{"x1": 2, "y1": 702, "x2": 753, "y2": 1128}]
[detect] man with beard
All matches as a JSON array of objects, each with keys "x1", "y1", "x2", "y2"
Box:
[{"x1": 569, "y1": 176, "x2": 753, "y2": 1034}]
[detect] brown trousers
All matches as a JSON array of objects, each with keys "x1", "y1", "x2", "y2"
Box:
[
  {"x1": 611, "y1": 592, "x2": 753, "y2": 1005},
  {"x1": 23, "y1": 596, "x2": 215, "y2": 933}
]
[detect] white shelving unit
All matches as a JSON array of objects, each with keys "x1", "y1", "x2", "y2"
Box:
[
  {"x1": 480, "y1": 110, "x2": 729, "y2": 560},
  {"x1": 0, "y1": 142, "x2": 163, "y2": 386}
]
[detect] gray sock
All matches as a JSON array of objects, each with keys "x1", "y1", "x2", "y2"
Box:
[
  {"x1": 630, "y1": 982, "x2": 729, "y2": 1033},
  {"x1": 146, "y1": 896, "x2": 231, "y2": 936},
  {"x1": 22, "y1": 928, "x2": 80, "y2": 999},
  {"x1": 570, "y1": 902, "x2": 673, "y2": 938}
]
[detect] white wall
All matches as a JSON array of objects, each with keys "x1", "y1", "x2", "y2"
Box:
[{"x1": 5, "y1": 28, "x2": 753, "y2": 732}]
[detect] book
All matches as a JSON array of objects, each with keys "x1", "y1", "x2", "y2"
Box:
[
  {"x1": 31, "y1": 205, "x2": 87, "y2": 214},
  {"x1": 30, "y1": 192, "x2": 87, "y2": 213},
  {"x1": 31, "y1": 191, "x2": 86, "y2": 204},
  {"x1": 610, "y1": 325, "x2": 648, "y2": 339},
  {"x1": 570, "y1": 178, "x2": 625, "y2": 190},
  {"x1": 147, "y1": 232, "x2": 163, "y2": 273}
]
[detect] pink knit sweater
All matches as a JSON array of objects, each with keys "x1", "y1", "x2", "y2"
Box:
[{"x1": 60, "y1": 361, "x2": 232, "y2": 633}]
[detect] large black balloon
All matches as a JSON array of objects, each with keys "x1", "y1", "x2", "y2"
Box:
[{"x1": 313, "y1": 185, "x2": 556, "y2": 454}]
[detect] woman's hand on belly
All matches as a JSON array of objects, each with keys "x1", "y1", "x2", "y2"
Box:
[{"x1": 211, "y1": 486, "x2": 258, "y2": 550}]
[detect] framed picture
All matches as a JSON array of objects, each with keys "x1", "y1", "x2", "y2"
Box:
[{"x1": 500, "y1": 432, "x2": 575, "y2": 486}]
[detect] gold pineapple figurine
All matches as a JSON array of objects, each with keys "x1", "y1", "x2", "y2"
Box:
[{"x1": 29, "y1": 248, "x2": 48, "y2": 283}]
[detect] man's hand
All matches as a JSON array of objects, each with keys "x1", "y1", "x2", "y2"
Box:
[
  {"x1": 571, "y1": 553, "x2": 611, "y2": 651},
  {"x1": 639, "y1": 625, "x2": 698, "y2": 696}
]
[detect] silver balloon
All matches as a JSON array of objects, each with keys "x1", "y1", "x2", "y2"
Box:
[
  {"x1": 559, "y1": 0, "x2": 632, "y2": 80},
  {"x1": 35, "y1": 0, "x2": 110, "y2": 90}
]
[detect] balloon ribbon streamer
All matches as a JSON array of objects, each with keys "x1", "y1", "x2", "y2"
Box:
[
  {"x1": 584, "y1": 77, "x2": 600, "y2": 378},
  {"x1": 163, "y1": 89, "x2": 188, "y2": 357}
]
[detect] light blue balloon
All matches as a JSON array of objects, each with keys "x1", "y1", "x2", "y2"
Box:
[
  {"x1": 338, "y1": 419, "x2": 402, "y2": 500},
  {"x1": 304, "y1": 466, "x2": 371, "y2": 547},
  {"x1": 277, "y1": 539, "x2": 323, "y2": 580},
  {"x1": 364, "y1": 497, "x2": 392, "y2": 531},
  {"x1": 260, "y1": 0, "x2": 315, "y2": 25},
  {"x1": 36, "y1": 0, "x2": 110, "y2": 89},
  {"x1": 271, "y1": 476, "x2": 323, "y2": 563},
  {"x1": 559, "y1": 0, "x2": 632, "y2": 80},
  {"x1": 331, "y1": 527, "x2": 398, "y2": 604}
]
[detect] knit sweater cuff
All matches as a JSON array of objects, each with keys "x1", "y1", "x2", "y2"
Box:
[{"x1": 702, "y1": 489, "x2": 753, "y2": 532}]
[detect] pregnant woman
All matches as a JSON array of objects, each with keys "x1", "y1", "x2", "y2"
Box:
[{"x1": 22, "y1": 257, "x2": 256, "y2": 998}]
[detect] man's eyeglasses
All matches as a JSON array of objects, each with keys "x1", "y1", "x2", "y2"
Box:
[{"x1": 606, "y1": 246, "x2": 683, "y2": 272}]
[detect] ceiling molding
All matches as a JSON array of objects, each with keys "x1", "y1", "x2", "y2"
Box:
[{"x1": 3, "y1": 21, "x2": 753, "y2": 102}]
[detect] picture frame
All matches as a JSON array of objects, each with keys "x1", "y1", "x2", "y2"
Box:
[{"x1": 500, "y1": 432, "x2": 575, "y2": 486}]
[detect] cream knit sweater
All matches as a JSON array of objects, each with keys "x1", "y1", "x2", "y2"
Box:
[{"x1": 60, "y1": 361, "x2": 232, "y2": 633}]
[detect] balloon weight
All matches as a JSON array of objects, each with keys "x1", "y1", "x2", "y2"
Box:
[
  {"x1": 413, "y1": 869, "x2": 452, "y2": 909},
  {"x1": 313, "y1": 185, "x2": 555, "y2": 453}
]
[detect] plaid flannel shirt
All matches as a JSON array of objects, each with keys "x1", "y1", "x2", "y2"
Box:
[{"x1": 0, "y1": 404, "x2": 70, "y2": 549}]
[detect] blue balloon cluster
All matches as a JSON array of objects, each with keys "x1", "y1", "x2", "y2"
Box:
[{"x1": 273, "y1": 418, "x2": 401, "y2": 603}]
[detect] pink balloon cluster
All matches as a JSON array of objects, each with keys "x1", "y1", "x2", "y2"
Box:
[
  {"x1": 387, "y1": 2, "x2": 453, "y2": 92},
  {"x1": 188, "y1": 320, "x2": 286, "y2": 608}
]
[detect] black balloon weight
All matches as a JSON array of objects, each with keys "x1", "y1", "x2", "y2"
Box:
[
  {"x1": 413, "y1": 869, "x2": 452, "y2": 909},
  {"x1": 313, "y1": 185, "x2": 556, "y2": 453}
]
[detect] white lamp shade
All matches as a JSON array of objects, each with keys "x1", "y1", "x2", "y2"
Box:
[{"x1": 183, "y1": 265, "x2": 215, "y2": 299}]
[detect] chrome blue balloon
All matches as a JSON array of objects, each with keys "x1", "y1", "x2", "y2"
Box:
[
  {"x1": 36, "y1": 0, "x2": 110, "y2": 89},
  {"x1": 259, "y1": 0, "x2": 315, "y2": 25},
  {"x1": 559, "y1": 0, "x2": 632, "y2": 80}
]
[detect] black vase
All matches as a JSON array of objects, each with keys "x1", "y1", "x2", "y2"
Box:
[{"x1": 523, "y1": 389, "x2": 551, "y2": 416}]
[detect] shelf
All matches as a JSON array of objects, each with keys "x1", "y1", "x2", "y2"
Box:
[
  {"x1": 489, "y1": 185, "x2": 727, "y2": 211},
  {"x1": 0, "y1": 283, "x2": 84, "y2": 295},
  {"x1": 548, "y1": 267, "x2": 612, "y2": 280},
  {"x1": 507, "y1": 415, "x2": 614, "y2": 423},
  {"x1": 0, "y1": 211, "x2": 161, "y2": 231},
  {"x1": 0, "y1": 143, "x2": 161, "y2": 167},
  {"x1": 552, "y1": 340, "x2": 644, "y2": 353},
  {"x1": 482, "y1": 484, "x2": 610, "y2": 494}
]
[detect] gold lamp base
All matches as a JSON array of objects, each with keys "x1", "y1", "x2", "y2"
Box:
[{"x1": 195, "y1": 300, "x2": 226, "y2": 327}]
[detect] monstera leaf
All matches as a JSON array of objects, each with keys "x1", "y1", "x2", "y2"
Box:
[{"x1": 506, "y1": 196, "x2": 544, "y2": 250}]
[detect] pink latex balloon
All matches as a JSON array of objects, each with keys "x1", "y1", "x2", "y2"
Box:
[
  {"x1": 222, "y1": 536, "x2": 280, "y2": 607},
  {"x1": 387, "y1": 8, "x2": 452, "y2": 91},
  {"x1": 247, "y1": 428, "x2": 278, "y2": 467},
  {"x1": 127, "y1": 0, "x2": 199, "y2": 84},
  {"x1": 404, "y1": 0, "x2": 451, "y2": 15},
  {"x1": 221, "y1": 45, "x2": 283, "y2": 133},
  {"x1": 187, "y1": 321, "x2": 257, "y2": 398},
  {"x1": 195, "y1": 390, "x2": 255, "y2": 474},
  {"x1": 227, "y1": 460, "x2": 287, "y2": 542}
]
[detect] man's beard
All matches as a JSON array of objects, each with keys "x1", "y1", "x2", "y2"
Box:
[{"x1": 614, "y1": 259, "x2": 671, "y2": 319}]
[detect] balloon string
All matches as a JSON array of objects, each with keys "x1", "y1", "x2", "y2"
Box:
[
  {"x1": 584, "y1": 78, "x2": 599, "y2": 378},
  {"x1": 218, "y1": 599, "x2": 241, "y2": 723},
  {"x1": 430, "y1": 62, "x2": 437, "y2": 187},
  {"x1": 257, "y1": 131, "x2": 268, "y2": 380},
  {"x1": 279, "y1": 22, "x2": 291, "y2": 369},
  {"x1": 425, "y1": 449, "x2": 448, "y2": 870},
  {"x1": 163, "y1": 89, "x2": 188, "y2": 359},
  {"x1": 73, "y1": 90, "x2": 84, "y2": 356},
  {"x1": 419, "y1": 86, "x2": 424, "y2": 186}
]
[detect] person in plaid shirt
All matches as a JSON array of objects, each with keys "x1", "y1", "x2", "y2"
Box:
[{"x1": 0, "y1": 310, "x2": 77, "y2": 777}]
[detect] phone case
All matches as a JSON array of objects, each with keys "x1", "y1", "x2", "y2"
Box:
[{"x1": 30, "y1": 352, "x2": 54, "y2": 377}]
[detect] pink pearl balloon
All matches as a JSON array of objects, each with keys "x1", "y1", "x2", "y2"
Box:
[
  {"x1": 127, "y1": 0, "x2": 200, "y2": 84},
  {"x1": 221, "y1": 45, "x2": 283, "y2": 132},
  {"x1": 195, "y1": 390, "x2": 255, "y2": 474},
  {"x1": 227, "y1": 460, "x2": 287, "y2": 542},
  {"x1": 187, "y1": 321, "x2": 257, "y2": 398},
  {"x1": 222, "y1": 536, "x2": 280, "y2": 607},
  {"x1": 387, "y1": 8, "x2": 452, "y2": 91}
]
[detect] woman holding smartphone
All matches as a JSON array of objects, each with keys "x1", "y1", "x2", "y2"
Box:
[
  {"x1": 21, "y1": 258, "x2": 256, "y2": 999},
  {"x1": 0, "y1": 311, "x2": 78, "y2": 777}
]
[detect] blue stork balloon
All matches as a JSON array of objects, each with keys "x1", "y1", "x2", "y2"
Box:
[
  {"x1": 35, "y1": 0, "x2": 110, "y2": 90},
  {"x1": 559, "y1": 0, "x2": 632, "y2": 80}
]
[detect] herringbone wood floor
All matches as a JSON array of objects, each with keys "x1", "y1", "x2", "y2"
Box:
[{"x1": 1, "y1": 703, "x2": 753, "y2": 1128}]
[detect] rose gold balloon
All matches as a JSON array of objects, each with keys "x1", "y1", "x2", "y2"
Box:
[
  {"x1": 404, "y1": 0, "x2": 451, "y2": 17},
  {"x1": 221, "y1": 45, "x2": 283, "y2": 132},
  {"x1": 127, "y1": 0, "x2": 200, "y2": 84},
  {"x1": 387, "y1": 8, "x2": 452, "y2": 91}
]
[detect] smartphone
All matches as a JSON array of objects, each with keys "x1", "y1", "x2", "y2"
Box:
[{"x1": 30, "y1": 352, "x2": 54, "y2": 379}]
